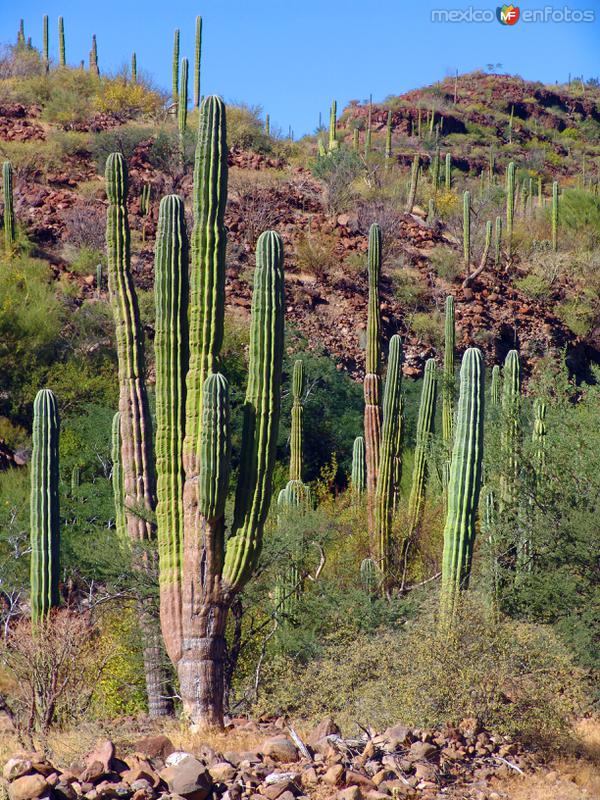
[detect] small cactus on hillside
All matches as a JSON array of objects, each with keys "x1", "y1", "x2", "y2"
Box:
[
  {"x1": 58, "y1": 17, "x2": 65, "y2": 66},
  {"x1": 3, "y1": 161, "x2": 15, "y2": 251}
]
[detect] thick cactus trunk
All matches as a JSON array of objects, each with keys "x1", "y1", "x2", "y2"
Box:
[
  {"x1": 30, "y1": 389, "x2": 60, "y2": 625},
  {"x1": 364, "y1": 224, "x2": 382, "y2": 548},
  {"x1": 407, "y1": 359, "x2": 437, "y2": 537},
  {"x1": 289, "y1": 360, "x2": 305, "y2": 482}
]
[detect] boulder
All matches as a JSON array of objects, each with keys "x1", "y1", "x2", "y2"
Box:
[
  {"x1": 337, "y1": 787, "x2": 362, "y2": 800},
  {"x1": 8, "y1": 774, "x2": 48, "y2": 800},
  {"x1": 131, "y1": 735, "x2": 174, "y2": 760},
  {"x1": 3, "y1": 757, "x2": 33, "y2": 782},
  {"x1": 261, "y1": 738, "x2": 299, "y2": 763},
  {"x1": 160, "y1": 754, "x2": 212, "y2": 800},
  {"x1": 208, "y1": 762, "x2": 237, "y2": 783},
  {"x1": 408, "y1": 741, "x2": 437, "y2": 762}
]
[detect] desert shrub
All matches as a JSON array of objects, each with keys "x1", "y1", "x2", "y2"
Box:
[
  {"x1": 311, "y1": 147, "x2": 363, "y2": 214},
  {"x1": 0, "y1": 44, "x2": 44, "y2": 80},
  {"x1": 409, "y1": 310, "x2": 445, "y2": 348},
  {"x1": 61, "y1": 202, "x2": 106, "y2": 250},
  {"x1": 64, "y1": 245, "x2": 104, "y2": 276},
  {"x1": 392, "y1": 268, "x2": 429, "y2": 307},
  {"x1": 229, "y1": 171, "x2": 282, "y2": 246},
  {"x1": 0, "y1": 612, "x2": 106, "y2": 742},
  {"x1": 294, "y1": 230, "x2": 338, "y2": 279},
  {"x1": 429, "y1": 246, "x2": 462, "y2": 282},
  {"x1": 254, "y1": 599, "x2": 584, "y2": 747},
  {"x1": 42, "y1": 82, "x2": 94, "y2": 126},
  {"x1": 94, "y1": 79, "x2": 162, "y2": 116},
  {"x1": 90, "y1": 125, "x2": 153, "y2": 172},
  {"x1": 557, "y1": 292, "x2": 598, "y2": 337},
  {"x1": 515, "y1": 273, "x2": 552, "y2": 299},
  {"x1": 227, "y1": 104, "x2": 272, "y2": 153}
]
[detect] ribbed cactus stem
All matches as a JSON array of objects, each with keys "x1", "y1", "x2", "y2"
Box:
[
  {"x1": 365, "y1": 102, "x2": 372, "y2": 156},
  {"x1": 198, "y1": 374, "x2": 231, "y2": 522},
  {"x1": 374, "y1": 335, "x2": 403, "y2": 583},
  {"x1": 289, "y1": 360, "x2": 305, "y2": 482},
  {"x1": 105, "y1": 152, "x2": 156, "y2": 543},
  {"x1": 328, "y1": 100, "x2": 338, "y2": 151},
  {"x1": 43, "y1": 15, "x2": 49, "y2": 72},
  {"x1": 440, "y1": 348, "x2": 485, "y2": 621},
  {"x1": 385, "y1": 110, "x2": 392, "y2": 160},
  {"x1": 351, "y1": 435, "x2": 366, "y2": 503},
  {"x1": 494, "y1": 215, "x2": 502, "y2": 268},
  {"x1": 490, "y1": 364, "x2": 501, "y2": 406},
  {"x1": 172, "y1": 29, "x2": 180, "y2": 105},
  {"x1": 184, "y1": 96, "x2": 228, "y2": 483},
  {"x1": 154, "y1": 194, "x2": 189, "y2": 665},
  {"x1": 442, "y1": 296, "x2": 455, "y2": 451},
  {"x1": 463, "y1": 190, "x2": 471, "y2": 267},
  {"x1": 445, "y1": 153, "x2": 451, "y2": 190},
  {"x1": 223, "y1": 230, "x2": 285, "y2": 590},
  {"x1": 90, "y1": 34, "x2": 99, "y2": 76},
  {"x1": 360, "y1": 557, "x2": 377, "y2": 595},
  {"x1": 3, "y1": 161, "x2": 15, "y2": 251},
  {"x1": 407, "y1": 358, "x2": 437, "y2": 537},
  {"x1": 58, "y1": 17, "x2": 65, "y2": 66},
  {"x1": 30, "y1": 389, "x2": 60, "y2": 625},
  {"x1": 131, "y1": 52, "x2": 137, "y2": 83},
  {"x1": 364, "y1": 223, "x2": 382, "y2": 545},
  {"x1": 431, "y1": 148, "x2": 440, "y2": 191},
  {"x1": 178, "y1": 58, "x2": 189, "y2": 140},
  {"x1": 111, "y1": 411, "x2": 127, "y2": 545},
  {"x1": 552, "y1": 180, "x2": 559, "y2": 252},
  {"x1": 501, "y1": 349, "x2": 521, "y2": 511},
  {"x1": 506, "y1": 161, "x2": 515, "y2": 250},
  {"x1": 194, "y1": 16, "x2": 202, "y2": 108},
  {"x1": 532, "y1": 398, "x2": 547, "y2": 480},
  {"x1": 406, "y1": 155, "x2": 420, "y2": 213}
]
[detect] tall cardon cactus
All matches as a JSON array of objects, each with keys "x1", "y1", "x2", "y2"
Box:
[
  {"x1": 289, "y1": 360, "x2": 305, "y2": 482},
  {"x1": 172, "y1": 29, "x2": 180, "y2": 106},
  {"x1": 178, "y1": 58, "x2": 189, "y2": 140},
  {"x1": 374, "y1": 335, "x2": 403, "y2": 586},
  {"x1": 328, "y1": 100, "x2": 338, "y2": 151},
  {"x1": 506, "y1": 161, "x2": 515, "y2": 250},
  {"x1": 30, "y1": 389, "x2": 60, "y2": 625},
  {"x1": 43, "y1": 15, "x2": 49, "y2": 73},
  {"x1": 58, "y1": 16, "x2": 65, "y2": 66},
  {"x1": 406, "y1": 156, "x2": 420, "y2": 213},
  {"x1": 105, "y1": 152, "x2": 172, "y2": 718},
  {"x1": 552, "y1": 180, "x2": 559, "y2": 252},
  {"x1": 407, "y1": 358, "x2": 437, "y2": 538},
  {"x1": 3, "y1": 161, "x2": 15, "y2": 251},
  {"x1": 351, "y1": 435, "x2": 366, "y2": 503},
  {"x1": 147, "y1": 96, "x2": 285, "y2": 729},
  {"x1": 500, "y1": 349, "x2": 521, "y2": 512},
  {"x1": 111, "y1": 411, "x2": 127, "y2": 544},
  {"x1": 131, "y1": 51, "x2": 137, "y2": 83},
  {"x1": 442, "y1": 296, "x2": 455, "y2": 452},
  {"x1": 364, "y1": 223, "x2": 382, "y2": 546},
  {"x1": 440, "y1": 348, "x2": 485, "y2": 622},
  {"x1": 490, "y1": 364, "x2": 501, "y2": 407},
  {"x1": 194, "y1": 16, "x2": 202, "y2": 108}
]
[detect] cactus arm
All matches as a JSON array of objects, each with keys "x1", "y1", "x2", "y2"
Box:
[
  {"x1": 364, "y1": 223, "x2": 382, "y2": 547},
  {"x1": 351, "y1": 435, "x2": 366, "y2": 502},
  {"x1": 289, "y1": 360, "x2": 305, "y2": 482},
  {"x1": 406, "y1": 156, "x2": 420, "y2": 213},
  {"x1": 172, "y1": 29, "x2": 180, "y2": 105},
  {"x1": 440, "y1": 348, "x2": 485, "y2": 620},
  {"x1": 43, "y1": 15, "x2": 49, "y2": 72},
  {"x1": 194, "y1": 16, "x2": 202, "y2": 108},
  {"x1": 154, "y1": 194, "x2": 189, "y2": 666},
  {"x1": 30, "y1": 389, "x2": 60, "y2": 625},
  {"x1": 407, "y1": 358, "x2": 437, "y2": 537},
  {"x1": 374, "y1": 335, "x2": 403, "y2": 583},
  {"x1": 442, "y1": 296, "x2": 455, "y2": 451},
  {"x1": 500, "y1": 349, "x2": 521, "y2": 511},
  {"x1": 3, "y1": 161, "x2": 15, "y2": 252},
  {"x1": 222, "y1": 230, "x2": 285, "y2": 593},
  {"x1": 111, "y1": 411, "x2": 127, "y2": 547},
  {"x1": 490, "y1": 364, "x2": 501, "y2": 407},
  {"x1": 506, "y1": 161, "x2": 515, "y2": 249},
  {"x1": 178, "y1": 58, "x2": 189, "y2": 139}
]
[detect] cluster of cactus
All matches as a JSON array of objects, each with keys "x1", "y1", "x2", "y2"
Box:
[
  {"x1": 3, "y1": 161, "x2": 15, "y2": 252},
  {"x1": 106, "y1": 96, "x2": 285, "y2": 728},
  {"x1": 440, "y1": 348, "x2": 485, "y2": 621},
  {"x1": 30, "y1": 390, "x2": 61, "y2": 625}
]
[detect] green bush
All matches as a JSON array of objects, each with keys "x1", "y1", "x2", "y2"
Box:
[
  {"x1": 515, "y1": 273, "x2": 552, "y2": 299},
  {"x1": 429, "y1": 246, "x2": 462, "y2": 282},
  {"x1": 90, "y1": 124, "x2": 153, "y2": 173}
]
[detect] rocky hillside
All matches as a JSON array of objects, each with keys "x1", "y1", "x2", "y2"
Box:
[{"x1": 2, "y1": 70, "x2": 600, "y2": 387}]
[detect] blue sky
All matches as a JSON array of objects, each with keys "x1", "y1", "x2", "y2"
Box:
[{"x1": 1, "y1": 1, "x2": 598, "y2": 136}]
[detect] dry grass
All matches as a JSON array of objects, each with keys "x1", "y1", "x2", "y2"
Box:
[{"x1": 492, "y1": 718, "x2": 600, "y2": 799}]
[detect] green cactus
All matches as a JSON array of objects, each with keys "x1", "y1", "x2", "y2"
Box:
[
  {"x1": 3, "y1": 161, "x2": 15, "y2": 252},
  {"x1": 111, "y1": 411, "x2": 127, "y2": 545},
  {"x1": 290, "y1": 360, "x2": 305, "y2": 482},
  {"x1": 71, "y1": 465, "x2": 80, "y2": 492},
  {"x1": 445, "y1": 152, "x2": 452, "y2": 190},
  {"x1": 43, "y1": 15, "x2": 49, "y2": 73},
  {"x1": 365, "y1": 103, "x2": 372, "y2": 156},
  {"x1": 30, "y1": 389, "x2": 60, "y2": 625},
  {"x1": 393, "y1": 395, "x2": 404, "y2": 514},
  {"x1": 194, "y1": 16, "x2": 202, "y2": 108},
  {"x1": 374, "y1": 335, "x2": 403, "y2": 584},
  {"x1": 385, "y1": 110, "x2": 392, "y2": 160},
  {"x1": 427, "y1": 198, "x2": 436, "y2": 226},
  {"x1": 352, "y1": 127, "x2": 359, "y2": 151},
  {"x1": 442, "y1": 296, "x2": 455, "y2": 453},
  {"x1": 494, "y1": 215, "x2": 502, "y2": 268},
  {"x1": 532, "y1": 398, "x2": 547, "y2": 479},
  {"x1": 58, "y1": 16, "x2": 65, "y2": 66},
  {"x1": 328, "y1": 100, "x2": 338, "y2": 151},
  {"x1": 552, "y1": 180, "x2": 559, "y2": 252},
  {"x1": 178, "y1": 58, "x2": 189, "y2": 141},
  {"x1": 131, "y1": 52, "x2": 137, "y2": 83},
  {"x1": 351, "y1": 435, "x2": 366, "y2": 503},
  {"x1": 440, "y1": 348, "x2": 485, "y2": 621},
  {"x1": 463, "y1": 190, "x2": 471, "y2": 267},
  {"x1": 506, "y1": 161, "x2": 515, "y2": 250},
  {"x1": 360, "y1": 557, "x2": 378, "y2": 595},
  {"x1": 501, "y1": 349, "x2": 521, "y2": 512},
  {"x1": 537, "y1": 176, "x2": 543, "y2": 209},
  {"x1": 407, "y1": 358, "x2": 437, "y2": 538},
  {"x1": 490, "y1": 364, "x2": 501, "y2": 407},
  {"x1": 431, "y1": 148, "x2": 440, "y2": 191},
  {"x1": 17, "y1": 19, "x2": 25, "y2": 46},
  {"x1": 172, "y1": 29, "x2": 180, "y2": 106},
  {"x1": 89, "y1": 34, "x2": 99, "y2": 76},
  {"x1": 406, "y1": 155, "x2": 420, "y2": 213},
  {"x1": 364, "y1": 223, "x2": 382, "y2": 544},
  {"x1": 265, "y1": 114, "x2": 270, "y2": 136}
]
